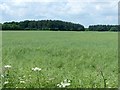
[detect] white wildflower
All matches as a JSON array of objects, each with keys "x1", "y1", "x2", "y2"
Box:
[
  {"x1": 61, "y1": 81, "x2": 70, "y2": 87},
  {"x1": 20, "y1": 80, "x2": 25, "y2": 84},
  {"x1": 4, "y1": 81, "x2": 9, "y2": 85},
  {"x1": 68, "y1": 80, "x2": 71, "y2": 83},
  {"x1": 4, "y1": 65, "x2": 11, "y2": 68},
  {"x1": 64, "y1": 79, "x2": 67, "y2": 82},
  {"x1": 57, "y1": 79, "x2": 71, "y2": 88},
  {"x1": 1, "y1": 75, "x2": 4, "y2": 78},
  {"x1": 32, "y1": 67, "x2": 41, "y2": 71},
  {"x1": 57, "y1": 84, "x2": 62, "y2": 87}
]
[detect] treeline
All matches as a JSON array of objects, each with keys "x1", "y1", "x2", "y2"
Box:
[
  {"x1": 1, "y1": 20, "x2": 119, "y2": 31},
  {"x1": 89, "y1": 25, "x2": 119, "y2": 31},
  {"x1": 2, "y1": 20, "x2": 85, "y2": 31}
]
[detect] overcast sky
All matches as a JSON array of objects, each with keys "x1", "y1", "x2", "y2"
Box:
[{"x1": 0, "y1": 0, "x2": 119, "y2": 27}]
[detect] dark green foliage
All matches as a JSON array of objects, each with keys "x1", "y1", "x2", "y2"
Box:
[
  {"x1": 0, "y1": 23, "x2": 2, "y2": 30},
  {"x1": 110, "y1": 27, "x2": 118, "y2": 31},
  {"x1": 2, "y1": 20, "x2": 119, "y2": 31},
  {"x1": 89, "y1": 25, "x2": 119, "y2": 31},
  {"x1": 2, "y1": 20, "x2": 85, "y2": 31},
  {"x1": 2, "y1": 21, "x2": 21, "y2": 30}
]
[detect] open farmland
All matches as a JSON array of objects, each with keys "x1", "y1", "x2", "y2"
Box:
[{"x1": 2, "y1": 31, "x2": 118, "y2": 88}]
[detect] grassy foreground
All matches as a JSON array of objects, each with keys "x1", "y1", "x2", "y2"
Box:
[{"x1": 2, "y1": 31, "x2": 118, "y2": 88}]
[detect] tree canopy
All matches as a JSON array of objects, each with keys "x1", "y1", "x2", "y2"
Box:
[
  {"x1": 89, "y1": 25, "x2": 119, "y2": 31},
  {"x1": 2, "y1": 20, "x2": 85, "y2": 31},
  {"x1": 1, "y1": 20, "x2": 119, "y2": 31}
]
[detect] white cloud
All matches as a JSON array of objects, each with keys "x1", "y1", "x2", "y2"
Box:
[
  {"x1": 0, "y1": 0, "x2": 119, "y2": 27},
  {"x1": 0, "y1": 3, "x2": 14, "y2": 15}
]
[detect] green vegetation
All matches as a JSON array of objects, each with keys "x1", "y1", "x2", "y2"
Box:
[
  {"x1": 2, "y1": 20, "x2": 85, "y2": 31},
  {"x1": 89, "y1": 25, "x2": 118, "y2": 31},
  {"x1": 2, "y1": 20, "x2": 119, "y2": 31},
  {"x1": 2, "y1": 31, "x2": 118, "y2": 88}
]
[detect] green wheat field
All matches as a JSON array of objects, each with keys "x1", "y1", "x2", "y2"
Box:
[{"x1": 2, "y1": 31, "x2": 118, "y2": 88}]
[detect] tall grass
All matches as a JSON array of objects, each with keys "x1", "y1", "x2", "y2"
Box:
[{"x1": 2, "y1": 31, "x2": 118, "y2": 88}]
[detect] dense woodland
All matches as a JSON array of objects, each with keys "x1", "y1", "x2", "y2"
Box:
[
  {"x1": 1, "y1": 20, "x2": 119, "y2": 31},
  {"x1": 89, "y1": 25, "x2": 119, "y2": 31},
  {"x1": 1, "y1": 20, "x2": 84, "y2": 31}
]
